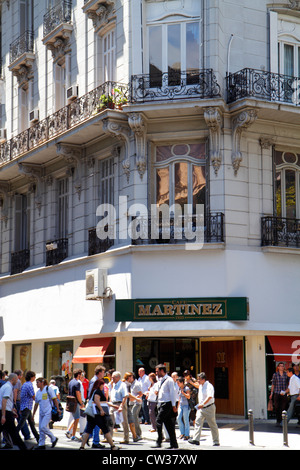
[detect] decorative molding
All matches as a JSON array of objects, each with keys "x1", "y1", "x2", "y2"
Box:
[
  {"x1": 259, "y1": 137, "x2": 274, "y2": 150},
  {"x1": 18, "y1": 163, "x2": 44, "y2": 215},
  {"x1": 231, "y1": 109, "x2": 257, "y2": 175},
  {"x1": 128, "y1": 113, "x2": 147, "y2": 180},
  {"x1": 47, "y1": 36, "x2": 72, "y2": 63},
  {"x1": 102, "y1": 117, "x2": 131, "y2": 182},
  {"x1": 86, "y1": 3, "x2": 116, "y2": 35},
  {"x1": 289, "y1": 0, "x2": 300, "y2": 10},
  {"x1": 57, "y1": 144, "x2": 83, "y2": 199},
  {"x1": 204, "y1": 107, "x2": 223, "y2": 176}
]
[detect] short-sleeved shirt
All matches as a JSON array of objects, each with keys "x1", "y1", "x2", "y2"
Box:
[
  {"x1": 35, "y1": 386, "x2": 56, "y2": 415},
  {"x1": 179, "y1": 385, "x2": 190, "y2": 406},
  {"x1": 68, "y1": 378, "x2": 81, "y2": 402},
  {"x1": 20, "y1": 381, "x2": 35, "y2": 411},
  {"x1": 14, "y1": 379, "x2": 22, "y2": 402},
  {"x1": 0, "y1": 381, "x2": 14, "y2": 411},
  {"x1": 110, "y1": 380, "x2": 128, "y2": 403}
]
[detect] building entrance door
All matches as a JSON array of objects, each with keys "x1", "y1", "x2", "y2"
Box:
[{"x1": 201, "y1": 339, "x2": 245, "y2": 416}]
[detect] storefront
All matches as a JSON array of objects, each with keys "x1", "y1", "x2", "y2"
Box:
[
  {"x1": 72, "y1": 337, "x2": 116, "y2": 380},
  {"x1": 116, "y1": 296, "x2": 249, "y2": 416}
]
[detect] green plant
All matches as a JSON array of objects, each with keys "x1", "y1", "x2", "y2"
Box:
[
  {"x1": 99, "y1": 93, "x2": 115, "y2": 109},
  {"x1": 113, "y1": 87, "x2": 128, "y2": 106}
]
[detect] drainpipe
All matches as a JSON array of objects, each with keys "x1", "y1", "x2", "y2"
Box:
[{"x1": 227, "y1": 34, "x2": 234, "y2": 76}]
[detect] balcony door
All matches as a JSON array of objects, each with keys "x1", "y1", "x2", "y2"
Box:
[
  {"x1": 275, "y1": 150, "x2": 300, "y2": 219},
  {"x1": 15, "y1": 194, "x2": 30, "y2": 252}
]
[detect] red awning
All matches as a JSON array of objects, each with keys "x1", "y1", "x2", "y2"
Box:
[
  {"x1": 72, "y1": 337, "x2": 113, "y2": 363},
  {"x1": 267, "y1": 336, "x2": 300, "y2": 363}
]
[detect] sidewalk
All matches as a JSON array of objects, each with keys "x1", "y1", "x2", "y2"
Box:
[{"x1": 50, "y1": 405, "x2": 300, "y2": 450}]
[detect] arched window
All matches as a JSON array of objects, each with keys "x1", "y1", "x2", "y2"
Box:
[{"x1": 275, "y1": 150, "x2": 300, "y2": 219}]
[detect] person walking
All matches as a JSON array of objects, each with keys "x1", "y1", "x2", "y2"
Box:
[
  {"x1": 16, "y1": 370, "x2": 40, "y2": 444},
  {"x1": 188, "y1": 372, "x2": 220, "y2": 446},
  {"x1": 152, "y1": 364, "x2": 178, "y2": 450},
  {"x1": 286, "y1": 368, "x2": 300, "y2": 422},
  {"x1": 126, "y1": 372, "x2": 143, "y2": 441},
  {"x1": 33, "y1": 378, "x2": 60, "y2": 449},
  {"x1": 13, "y1": 369, "x2": 31, "y2": 441},
  {"x1": 67, "y1": 369, "x2": 85, "y2": 442},
  {"x1": 146, "y1": 373, "x2": 158, "y2": 432},
  {"x1": 0, "y1": 373, "x2": 28, "y2": 450},
  {"x1": 109, "y1": 371, "x2": 130, "y2": 444},
  {"x1": 84, "y1": 365, "x2": 106, "y2": 448},
  {"x1": 177, "y1": 376, "x2": 191, "y2": 440},
  {"x1": 138, "y1": 368, "x2": 151, "y2": 424},
  {"x1": 269, "y1": 362, "x2": 289, "y2": 426}
]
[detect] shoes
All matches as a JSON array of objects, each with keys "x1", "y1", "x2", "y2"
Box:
[
  {"x1": 183, "y1": 436, "x2": 190, "y2": 440},
  {"x1": 151, "y1": 443, "x2": 162, "y2": 448},
  {"x1": 33, "y1": 445, "x2": 46, "y2": 450},
  {"x1": 51, "y1": 438, "x2": 58, "y2": 448},
  {"x1": 213, "y1": 443, "x2": 220, "y2": 446},
  {"x1": 178, "y1": 434, "x2": 184, "y2": 439},
  {"x1": 167, "y1": 446, "x2": 179, "y2": 449},
  {"x1": 71, "y1": 436, "x2": 82, "y2": 442},
  {"x1": 111, "y1": 445, "x2": 120, "y2": 450},
  {"x1": 188, "y1": 439, "x2": 200, "y2": 446},
  {"x1": 120, "y1": 440, "x2": 129, "y2": 444},
  {"x1": 92, "y1": 443, "x2": 105, "y2": 449},
  {"x1": 65, "y1": 431, "x2": 72, "y2": 438}
]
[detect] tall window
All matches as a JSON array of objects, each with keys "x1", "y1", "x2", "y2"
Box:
[
  {"x1": 99, "y1": 156, "x2": 114, "y2": 205},
  {"x1": 148, "y1": 20, "x2": 201, "y2": 86},
  {"x1": 275, "y1": 150, "x2": 300, "y2": 219},
  {"x1": 54, "y1": 63, "x2": 66, "y2": 111},
  {"x1": 102, "y1": 29, "x2": 116, "y2": 82},
  {"x1": 15, "y1": 194, "x2": 30, "y2": 252},
  {"x1": 154, "y1": 143, "x2": 207, "y2": 213},
  {"x1": 57, "y1": 178, "x2": 69, "y2": 238}
]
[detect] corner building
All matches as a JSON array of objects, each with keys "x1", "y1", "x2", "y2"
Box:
[{"x1": 0, "y1": 0, "x2": 299, "y2": 419}]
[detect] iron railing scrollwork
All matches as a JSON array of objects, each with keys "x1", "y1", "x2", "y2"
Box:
[
  {"x1": 88, "y1": 228, "x2": 114, "y2": 256},
  {"x1": 131, "y1": 212, "x2": 224, "y2": 245},
  {"x1": 43, "y1": 0, "x2": 72, "y2": 37},
  {"x1": 261, "y1": 216, "x2": 300, "y2": 248},
  {"x1": 0, "y1": 81, "x2": 128, "y2": 165},
  {"x1": 227, "y1": 68, "x2": 300, "y2": 105},
  {"x1": 11, "y1": 249, "x2": 30, "y2": 275},
  {"x1": 46, "y1": 238, "x2": 68, "y2": 266},
  {"x1": 9, "y1": 30, "x2": 34, "y2": 64},
  {"x1": 131, "y1": 69, "x2": 221, "y2": 103}
]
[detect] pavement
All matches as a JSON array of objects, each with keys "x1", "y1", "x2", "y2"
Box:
[{"x1": 2, "y1": 404, "x2": 300, "y2": 453}]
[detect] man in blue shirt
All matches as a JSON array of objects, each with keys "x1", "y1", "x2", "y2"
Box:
[
  {"x1": 16, "y1": 370, "x2": 39, "y2": 443},
  {"x1": 109, "y1": 371, "x2": 129, "y2": 443}
]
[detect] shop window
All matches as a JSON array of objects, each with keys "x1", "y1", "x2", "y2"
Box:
[
  {"x1": 45, "y1": 340, "x2": 73, "y2": 400},
  {"x1": 12, "y1": 344, "x2": 31, "y2": 382}
]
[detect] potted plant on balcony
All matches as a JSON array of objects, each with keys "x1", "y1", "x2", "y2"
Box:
[
  {"x1": 113, "y1": 87, "x2": 128, "y2": 110},
  {"x1": 98, "y1": 93, "x2": 115, "y2": 110}
]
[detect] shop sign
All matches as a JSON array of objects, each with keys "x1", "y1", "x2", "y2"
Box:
[{"x1": 115, "y1": 297, "x2": 249, "y2": 322}]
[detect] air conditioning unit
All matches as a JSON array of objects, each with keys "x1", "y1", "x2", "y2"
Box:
[
  {"x1": 46, "y1": 242, "x2": 58, "y2": 251},
  {"x1": 86, "y1": 268, "x2": 108, "y2": 300},
  {"x1": 29, "y1": 109, "x2": 39, "y2": 123},
  {"x1": 0, "y1": 128, "x2": 7, "y2": 142},
  {"x1": 67, "y1": 85, "x2": 78, "y2": 101}
]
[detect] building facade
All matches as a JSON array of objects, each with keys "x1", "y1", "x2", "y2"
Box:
[{"x1": 0, "y1": 0, "x2": 299, "y2": 418}]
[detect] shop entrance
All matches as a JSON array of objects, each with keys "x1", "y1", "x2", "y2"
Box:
[
  {"x1": 201, "y1": 339, "x2": 245, "y2": 416},
  {"x1": 133, "y1": 338, "x2": 199, "y2": 376}
]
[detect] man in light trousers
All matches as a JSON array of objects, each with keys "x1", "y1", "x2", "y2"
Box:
[{"x1": 188, "y1": 372, "x2": 220, "y2": 446}]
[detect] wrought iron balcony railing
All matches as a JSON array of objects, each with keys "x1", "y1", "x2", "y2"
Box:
[
  {"x1": 131, "y1": 69, "x2": 221, "y2": 103},
  {"x1": 43, "y1": 0, "x2": 72, "y2": 38},
  {"x1": 46, "y1": 238, "x2": 68, "y2": 266},
  {"x1": 227, "y1": 68, "x2": 300, "y2": 105},
  {"x1": 131, "y1": 212, "x2": 224, "y2": 245},
  {"x1": 9, "y1": 30, "x2": 34, "y2": 65},
  {"x1": 88, "y1": 228, "x2": 114, "y2": 256},
  {"x1": 0, "y1": 81, "x2": 128, "y2": 165},
  {"x1": 261, "y1": 216, "x2": 300, "y2": 248},
  {"x1": 11, "y1": 249, "x2": 30, "y2": 275}
]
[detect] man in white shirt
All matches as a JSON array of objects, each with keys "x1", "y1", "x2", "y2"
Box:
[
  {"x1": 152, "y1": 364, "x2": 178, "y2": 450},
  {"x1": 189, "y1": 372, "x2": 220, "y2": 446},
  {"x1": 0, "y1": 373, "x2": 28, "y2": 450},
  {"x1": 138, "y1": 368, "x2": 151, "y2": 424},
  {"x1": 287, "y1": 368, "x2": 300, "y2": 422}
]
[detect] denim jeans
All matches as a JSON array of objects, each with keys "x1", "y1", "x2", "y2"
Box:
[{"x1": 177, "y1": 404, "x2": 190, "y2": 437}]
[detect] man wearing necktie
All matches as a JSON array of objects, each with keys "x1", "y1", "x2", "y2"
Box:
[{"x1": 152, "y1": 364, "x2": 178, "y2": 449}]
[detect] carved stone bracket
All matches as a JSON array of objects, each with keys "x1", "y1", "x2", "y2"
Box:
[
  {"x1": 102, "y1": 117, "x2": 131, "y2": 182},
  {"x1": 86, "y1": 2, "x2": 116, "y2": 35},
  {"x1": 259, "y1": 137, "x2": 274, "y2": 150},
  {"x1": 18, "y1": 162, "x2": 44, "y2": 214},
  {"x1": 128, "y1": 113, "x2": 147, "y2": 180},
  {"x1": 0, "y1": 181, "x2": 10, "y2": 227},
  {"x1": 204, "y1": 107, "x2": 223, "y2": 176},
  {"x1": 47, "y1": 35, "x2": 72, "y2": 63},
  {"x1": 231, "y1": 109, "x2": 257, "y2": 175},
  {"x1": 57, "y1": 143, "x2": 83, "y2": 199},
  {"x1": 289, "y1": 0, "x2": 300, "y2": 10}
]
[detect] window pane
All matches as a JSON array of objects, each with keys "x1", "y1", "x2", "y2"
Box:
[
  {"x1": 193, "y1": 165, "x2": 206, "y2": 212},
  {"x1": 276, "y1": 171, "x2": 282, "y2": 217},
  {"x1": 284, "y1": 44, "x2": 294, "y2": 76},
  {"x1": 174, "y1": 162, "x2": 188, "y2": 209},
  {"x1": 149, "y1": 26, "x2": 162, "y2": 87},
  {"x1": 156, "y1": 167, "x2": 169, "y2": 206},
  {"x1": 168, "y1": 24, "x2": 181, "y2": 86},
  {"x1": 285, "y1": 169, "x2": 296, "y2": 218},
  {"x1": 186, "y1": 22, "x2": 200, "y2": 84}
]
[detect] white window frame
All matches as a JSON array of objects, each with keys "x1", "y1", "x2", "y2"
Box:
[
  {"x1": 57, "y1": 177, "x2": 69, "y2": 239},
  {"x1": 102, "y1": 29, "x2": 116, "y2": 83},
  {"x1": 275, "y1": 159, "x2": 300, "y2": 219}
]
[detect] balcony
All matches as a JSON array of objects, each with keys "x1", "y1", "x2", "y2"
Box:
[
  {"x1": 43, "y1": 0, "x2": 73, "y2": 47},
  {"x1": 11, "y1": 249, "x2": 30, "y2": 275},
  {"x1": 8, "y1": 30, "x2": 35, "y2": 78},
  {"x1": 131, "y1": 212, "x2": 224, "y2": 245},
  {"x1": 261, "y1": 216, "x2": 300, "y2": 248},
  {"x1": 88, "y1": 228, "x2": 114, "y2": 256},
  {"x1": 227, "y1": 68, "x2": 300, "y2": 106},
  {"x1": 0, "y1": 81, "x2": 128, "y2": 166},
  {"x1": 46, "y1": 238, "x2": 68, "y2": 266},
  {"x1": 131, "y1": 69, "x2": 221, "y2": 103}
]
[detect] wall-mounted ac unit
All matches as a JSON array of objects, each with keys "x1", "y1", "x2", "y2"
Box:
[
  {"x1": 29, "y1": 109, "x2": 39, "y2": 123},
  {"x1": 67, "y1": 85, "x2": 78, "y2": 101},
  {"x1": 0, "y1": 128, "x2": 7, "y2": 142},
  {"x1": 86, "y1": 268, "x2": 108, "y2": 300}
]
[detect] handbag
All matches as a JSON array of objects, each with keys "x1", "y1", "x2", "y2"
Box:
[
  {"x1": 84, "y1": 391, "x2": 97, "y2": 418},
  {"x1": 66, "y1": 395, "x2": 77, "y2": 413},
  {"x1": 267, "y1": 399, "x2": 273, "y2": 412},
  {"x1": 46, "y1": 387, "x2": 64, "y2": 422}
]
